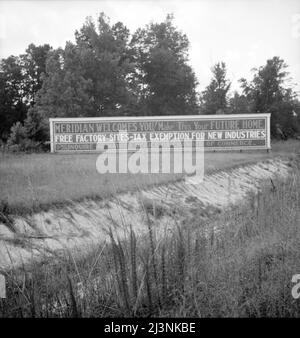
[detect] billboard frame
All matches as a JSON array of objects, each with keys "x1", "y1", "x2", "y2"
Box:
[{"x1": 49, "y1": 113, "x2": 271, "y2": 153}]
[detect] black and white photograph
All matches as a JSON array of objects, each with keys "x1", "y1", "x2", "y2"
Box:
[{"x1": 0, "y1": 0, "x2": 299, "y2": 325}]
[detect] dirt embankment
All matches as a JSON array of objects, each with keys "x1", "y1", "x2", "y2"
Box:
[{"x1": 0, "y1": 157, "x2": 292, "y2": 270}]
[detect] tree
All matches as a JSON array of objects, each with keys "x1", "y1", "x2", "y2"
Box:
[
  {"x1": 33, "y1": 45, "x2": 94, "y2": 118},
  {"x1": 200, "y1": 62, "x2": 231, "y2": 115},
  {"x1": 0, "y1": 56, "x2": 27, "y2": 141},
  {"x1": 34, "y1": 13, "x2": 136, "y2": 120},
  {"x1": 240, "y1": 56, "x2": 299, "y2": 137},
  {"x1": 228, "y1": 91, "x2": 252, "y2": 114},
  {"x1": 24, "y1": 107, "x2": 49, "y2": 143},
  {"x1": 21, "y1": 43, "x2": 52, "y2": 105},
  {"x1": 74, "y1": 14, "x2": 136, "y2": 116},
  {"x1": 0, "y1": 44, "x2": 51, "y2": 141},
  {"x1": 131, "y1": 14, "x2": 199, "y2": 115},
  {"x1": 7, "y1": 121, "x2": 27, "y2": 150}
]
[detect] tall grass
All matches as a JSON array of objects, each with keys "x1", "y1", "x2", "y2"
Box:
[{"x1": 1, "y1": 161, "x2": 299, "y2": 317}]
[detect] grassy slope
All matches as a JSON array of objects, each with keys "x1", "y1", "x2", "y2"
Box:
[
  {"x1": 1, "y1": 156, "x2": 299, "y2": 317},
  {"x1": 0, "y1": 140, "x2": 298, "y2": 215}
]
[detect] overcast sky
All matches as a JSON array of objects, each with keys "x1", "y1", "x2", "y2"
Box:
[{"x1": 0, "y1": 0, "x2": 300, "y2": 95}]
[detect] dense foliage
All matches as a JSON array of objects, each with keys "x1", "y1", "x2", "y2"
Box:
[{"x1": 0, "y1": 13, "x2": 299, "y2": 149}]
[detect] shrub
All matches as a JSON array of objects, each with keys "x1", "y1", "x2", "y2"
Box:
[
  {"x1": 24, "y1": 108, "x2": 49, "y2": 144},
  {"x1": 7, "y1": 122, "x2": 27, "y2": 151},
  {"x1": 6, "y1": 114, "x2": 50, "y2": 153}
]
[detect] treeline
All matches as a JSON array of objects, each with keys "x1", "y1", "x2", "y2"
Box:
[{"x1": 0, "y1": 13, "x2": 299, "y2": 151}]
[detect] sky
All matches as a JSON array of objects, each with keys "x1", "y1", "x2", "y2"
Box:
[{"x1": 0, "y1": 0, "x2": 300, "y2": 95}]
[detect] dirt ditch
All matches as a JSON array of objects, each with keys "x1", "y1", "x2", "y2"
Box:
[{"x1": 0, "y1": 157, "x2": 292, "y2": 270}]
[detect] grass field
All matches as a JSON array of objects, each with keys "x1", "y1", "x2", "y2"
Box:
[
  {"x1": 0, "y1": 140, "x2": 299, "y2": 317},
  {"x1": 0, "y1": 140, "x2": 299, "y2": 215},
  {"x1": 1, "y1": 158, "x2": 299, "y2": 317}
]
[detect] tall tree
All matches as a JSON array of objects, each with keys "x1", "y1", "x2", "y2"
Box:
[
  {"x1": 200, "y1": 62, "x2": 231, "y2": 114},
  {"x1": 131, "y1": 14, "x2": 199, "y2": 115},
  {"x1": 0, "y1": 44, "x2": 51, "y2": 141},
  {"x1": 74, "y1": 14, "x2": 136, "y2": 116},
  {"x1": 21, "y1": 43, "x2": 52, "y2": 105},
  {"x1": 0, "y1": 56, "x2": 27, "y2": 141},
  {"x1": 240, "y1": 56, "x2": 299, "y2": 137},
  {"x1": 35, "y1": 13, "x2": 136, "y2": 120},
  {"x1": 33, "y1": 45, "x2": 94, "y2": 118},
  {"x1": 228, "y1": 91, "x2": 252, "y2": 114}
]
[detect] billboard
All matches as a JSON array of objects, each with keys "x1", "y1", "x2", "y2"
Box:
[{"x1": 49, "y1": 114, "x2": 271, "y2": 153}]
